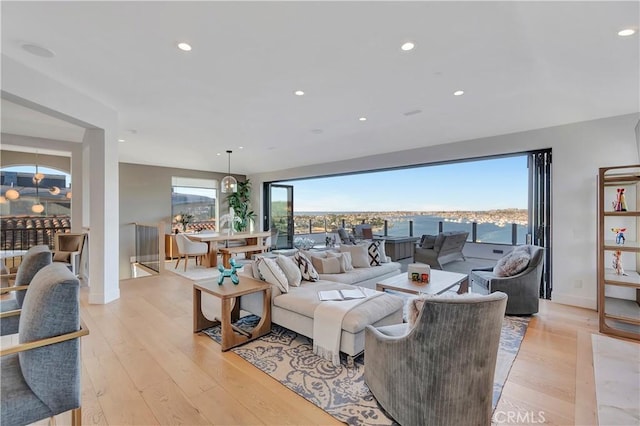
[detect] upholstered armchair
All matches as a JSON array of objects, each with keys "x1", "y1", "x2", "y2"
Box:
[
  {"x1": 364, "y1": 292, "x2": 507, "y2": 426},
  {"x1": 470, "y1": 245, "x2": 544, "y2": 315},
  {"x1": 0, "y1": 245, "x2": 52, "y2": 336},
  {"x1": 174, "y1": 233, "x2": 208, "y2": 271},
  {"x1": 414, "y1": 231, "x2": 468, "y2": 269},
  {"x1": 53, "y1": 232, "x2": 87, "y2": 277},
  {"x1": 0, "y1": 263, "x2": 88, "y2": 426}
]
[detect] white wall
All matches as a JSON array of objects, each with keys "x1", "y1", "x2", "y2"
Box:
[{"x1": 249, "y1": 113, "x2": 640, "y2": 310}]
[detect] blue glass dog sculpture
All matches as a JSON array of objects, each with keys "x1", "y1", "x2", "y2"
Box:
[{"x1": 218, "y1": 258, "x2": 239, "y2": 285}]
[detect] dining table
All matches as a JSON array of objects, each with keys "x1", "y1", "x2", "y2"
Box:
[{"x1": 187, "y1": 230, "x2": 271, "y2": 267}]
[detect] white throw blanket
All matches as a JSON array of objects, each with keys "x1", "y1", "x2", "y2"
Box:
[{"x1": 313, "y1": 287, "x2": 383, "y2": 366}]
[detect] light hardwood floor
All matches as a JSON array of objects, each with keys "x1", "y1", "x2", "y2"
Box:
[{"x1": 43, "y1": 273, "x2": 603, "y2": 425}]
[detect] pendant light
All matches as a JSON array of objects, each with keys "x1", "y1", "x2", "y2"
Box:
[
  {"x1": 221, "y1": 150, "x2": 237, "y2": 193},
  {"x1": 31, "y1": 162, "x2": 44, "y2": 214},
  {"x1": 5, "y1": 183, "x2": 20, "y2": 200}
]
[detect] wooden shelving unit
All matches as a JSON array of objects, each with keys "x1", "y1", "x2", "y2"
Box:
[{"x1": 598, "y1": 165, "x2": 640, "y2": 340}]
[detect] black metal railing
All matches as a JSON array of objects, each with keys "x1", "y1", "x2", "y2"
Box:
[{"x1": 1, "y1": 216, "x2": 72, "y2": 251}]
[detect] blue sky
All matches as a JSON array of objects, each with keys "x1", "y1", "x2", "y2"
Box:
[{"x1": 284, "y1": 155, "x2": 528, "y2": 212}]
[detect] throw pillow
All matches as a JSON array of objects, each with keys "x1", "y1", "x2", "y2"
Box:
[
  {"x1": 326, "y1": 251, "x2": 354, "y2": 272},
  {"x1": 493, "y1": 249, "x2": 531, "y2": 277},
  {"x1": 276, "y1": 255, "x2": 302, "y2": 287},
  {"x1": 339, "y1": 244, "x2": 370, "y2": 268},
  {"x1": 420, "y1": 235, "x2": 437, "y2": 249},
  {"x1": 252, "y1": 257, "x2": 266, "y2": 280},
  {"x1": 257, "y1": 257, "x2": 289, "y2": 293},
  {"x1": 367, "y1": 241, "x2": 382, "y2": 266},
  {"x1": 310, "y1": 255, "x2": 341, "y2": 274},
  {"x1": 376, "y1": 240, "x2": 389, "y2": 263},
  {"x1": 293, "y1": 251, "x2": 319, "y2": 282}
]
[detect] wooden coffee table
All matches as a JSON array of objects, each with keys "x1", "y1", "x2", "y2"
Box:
[
  {"x1": 376, "y1": 269, "x2": 469, "y2": 296},
  {"x1": 193, "y1": 275, "x2": 271, "y2": 351}
]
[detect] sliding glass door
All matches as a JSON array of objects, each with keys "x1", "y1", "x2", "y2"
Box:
[
  {"x1": 263, "y1": 183, "x2": 293, "y2": 249},
  {"x1": 529, "y1": 149, "x2": 552, "y2": 299}
]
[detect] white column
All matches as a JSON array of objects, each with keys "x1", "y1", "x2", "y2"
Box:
[
  {"x1": 84, "y1": 128, "x2": 120, "y2": 304},
  {"x1": 70, "y1": 143, "x2": 84, "y2": 234}
]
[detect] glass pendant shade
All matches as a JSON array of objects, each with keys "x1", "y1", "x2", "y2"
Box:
[
  {"x1": 221, "y1": 175, "x2": 237, "y2": 193},
  {"x1": 5, "y1": 189, "x2": 19, "y2": 200},
  {"x1": 221, "y1": 150, "x2": 238, "y2": 193},
  {"x1": 0, "y1": 196, "x2": 6, "y2": 204},
  {"x1": 49, "y1": 186, "x2": 61, "y2": 195},
  {"x1": 32, "y1": 203, "x2": 44, "y2": 213},
  {"x1": 66, "y1": 191, "x2": 72, "y2": 199}
]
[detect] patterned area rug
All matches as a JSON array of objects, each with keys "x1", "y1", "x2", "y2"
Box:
[{"x1": 203, "y1": 315, "x2": 529, "y2": 426}]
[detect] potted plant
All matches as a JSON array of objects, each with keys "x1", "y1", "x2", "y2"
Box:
[{"x1": 227, "y1": 179, "x2": 256, "y2": 232}]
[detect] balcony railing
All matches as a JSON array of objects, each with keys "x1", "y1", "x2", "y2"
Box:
[
  {"x1": 1, "y1": 216, "x2": 72, "y2": 251},
  {"x1": 293, "y1": 216, "x2": 528, "y2": 246}
]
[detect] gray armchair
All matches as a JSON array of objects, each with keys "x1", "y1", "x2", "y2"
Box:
[
  {"x1": 365, "y1": 292, "x2": 507, "y2": 426},
  {"x1": 0, "y1": 263, "x2": 88, "y2": 426},
  {"x1": 470, "y1": 245, "x2": 544, "y2": 315},
  {"x1": 414, "y1": 231, "x2": 468, "y2": 269},
  {"x1": 0, "y1": 245, "x2": 52, "y2": 336}
]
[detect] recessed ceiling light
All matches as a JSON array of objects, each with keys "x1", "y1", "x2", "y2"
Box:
[
  {"x1": 21, "y1": 43, "x2": 55, "y2": 58},
  {"x1": 238, "y1": 146, "x2": 244, "y2": 149},
  {"x1": 118, "y1": 139, "x2": 125, "y2": 143},
  {"x1": 401, "y1": 42, "x2": 415, "y2": 51},
  {"x1": 311, "y1": 129, "x2": 323, "y2": 134},
  {"x1": 453, "y1": 90, "x2": 465, "y2": 96},
  {"x1": 294, "y1": 90, "x2": 305, "y2": 96},
  {"x1": 618, "y1": 28, "x2": 636, "y2": 37},
  {"x1": 177, "y1": 42, "x2": 192, "y2": 51},
  {"x1": 359, "y1": 117, "x2": 367, "y2": 122},
  {"x1": 216, "y1": 152, "x2": 221, "y2": 156}
]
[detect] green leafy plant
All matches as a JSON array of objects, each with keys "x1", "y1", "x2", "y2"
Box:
[{"x1": 227, "y1": 180, "x2": 256, "y2": 232}]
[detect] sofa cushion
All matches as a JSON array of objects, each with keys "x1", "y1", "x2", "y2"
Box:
[
  {"x1": 319, "y1": 262, "x2": 399, "y2": 285},
  {"x1": 257, "y1": 258, "x2": 289, "y2": 293},
  {"x1": 293, "y1": 251, "x2": 319, "y2": 282},
  {"x1": 276, "y1": 255, "x2": 302, "y2": 287},
  {"x1": 273, "y1": 281, "x2": 403, "y2": 334},
  {"x1": 493, "y1": 249, "x2": 531, "y2": 277},
  {"x1": 339, "y1": 244, "x2": 370, "y2": 268},
  {"x1": 326, "y1": 251, "x2": 353, "y2": 272},
  {"x1": 311, "y1": 255, "x2": 341, "y2": 274},
  {"x1": 367, "y1": 241, "x2": 382, "y2": 266},
  {"x1": 377, "y1": 240, "x2": 389, "y2": 263}
]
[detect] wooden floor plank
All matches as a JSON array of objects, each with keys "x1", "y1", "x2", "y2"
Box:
[{"x1": 575, "y1": 329, "x2": 598, "y2": 426}]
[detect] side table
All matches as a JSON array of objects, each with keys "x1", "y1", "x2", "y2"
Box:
[{"x1": 193, "y1": 275, "x2": 271, "y2": 351}]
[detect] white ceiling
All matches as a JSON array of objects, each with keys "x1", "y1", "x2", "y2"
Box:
[{"x1": 1, "y1": 1, "x2": 638, "y2": 175}]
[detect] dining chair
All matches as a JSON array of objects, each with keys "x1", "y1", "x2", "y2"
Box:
[
  {"x1": 174, "y1": 233, "x2": 208, "y2": 271},
  {"x1": 0, "y1": 245, "x2": 52, "y2": 336},
  {"x1": 1, "y1": 263, "x2": 89, "y2": 426}
]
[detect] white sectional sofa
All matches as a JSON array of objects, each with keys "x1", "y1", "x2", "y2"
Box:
[
  {"x1": 240, "y1": 260, "x2": 404, "y2": 356},
  {"x1": 201, "y1": 251, "x2": 404, "y2": 357}
]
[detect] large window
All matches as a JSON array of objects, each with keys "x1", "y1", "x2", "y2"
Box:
[
  {"x1": 171, "y1": 177, "x2": 218, "y2": 232},
  {"x1": 277, "y1": 155, "x2": 529, "y2": 245}
]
